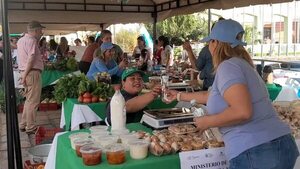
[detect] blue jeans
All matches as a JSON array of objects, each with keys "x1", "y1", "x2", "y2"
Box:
[{"x1": 229, "y1": 134, "x2": 299, "y2": 169}]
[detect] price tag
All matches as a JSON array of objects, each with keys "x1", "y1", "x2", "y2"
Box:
[{"x1": 179, "y1": 147, "x2": 229, "y2": 169}]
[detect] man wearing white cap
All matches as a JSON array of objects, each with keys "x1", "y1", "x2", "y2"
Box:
[{"x1": 17, "y1": 20, "x2": 45, "y2": 134}]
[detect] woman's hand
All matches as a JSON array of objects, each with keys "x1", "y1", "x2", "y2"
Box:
[
  {"x1": 165, "y1": 89, "x2": 178, "y2": 102},
  {"x1": 193, "y1": 116, "x2": 210, "y2": 133},
  {"x1": 118, "y1": 59, "x2": 128, "y2": 69}
]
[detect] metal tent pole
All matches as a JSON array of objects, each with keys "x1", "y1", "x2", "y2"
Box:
[
  {"x1": 0, "y1": 0, "x2": 23, "y2": 168},
  {"x1": 152, "y1": 6, "x2": 158, "y2": 41},
  {"x1": 208, "y1": 9, "x2": 211, "y2": 34}
]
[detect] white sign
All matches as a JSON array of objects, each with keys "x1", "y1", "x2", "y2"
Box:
[{"x1": 179, "y1": 147, "x2": 229, "y2": 169}]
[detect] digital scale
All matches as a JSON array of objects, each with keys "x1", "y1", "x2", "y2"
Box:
[{"x1": 140, "y1": 108, "x2": 195, "y2": 129}]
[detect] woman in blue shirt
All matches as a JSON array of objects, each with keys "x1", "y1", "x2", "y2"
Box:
[
  {"x1": 86, "y1": 42, "x2": 127, "y2": 81},
  {"x1": 166, "y1": 19, "x2": 299, "y2": 169}
]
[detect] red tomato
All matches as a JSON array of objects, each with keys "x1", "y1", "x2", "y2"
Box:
[
  {"x1": 83, "y1": 92, "x2": 92, "y2": 98},
  {"x1": 78, "y1": 96, "x2": 83, "y2": 103},
  {"x1": 92, "y1": 96, "x2": 99, "y2": 103},
  {"x1": 83, "y1": 97, "x2": 92, "y2": 103}
]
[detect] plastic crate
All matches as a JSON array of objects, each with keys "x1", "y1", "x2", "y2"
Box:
[
  {"x1": 38, "y1": 103, "x2": 48, "y2": 111},
  {"x1": 18, "y1": 104, "x2": 24, "y2": 113},
  {"x1": 35, "y1": 126, "x2": 63, "y2": 145},
  {"x1": 48, "y1": 103, "x2": 59, "y2": 110},
  {"x1": 23, "y1": 160, "x2": 45, "y2": 169}
]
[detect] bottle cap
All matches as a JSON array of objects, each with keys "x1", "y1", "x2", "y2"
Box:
[{"x1": 113, "y1": 84, "x2": 121, "y2": 91}]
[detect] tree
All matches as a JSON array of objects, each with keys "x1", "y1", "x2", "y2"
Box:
[
  {"x1": 244, "y1": 25, "x2": 260, "y2": 44},
  {"x1": 145, "y1": 13, "x2": 208, "y2": 41},
  {"x1": 114, "y1": 29, "x2": 139, "y2": 53}
]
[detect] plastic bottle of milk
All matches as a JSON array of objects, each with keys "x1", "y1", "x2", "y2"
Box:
[{"x1": 110, "y1": 86, "x2": 127, "y2": 131}]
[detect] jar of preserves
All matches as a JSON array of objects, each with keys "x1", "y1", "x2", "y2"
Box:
[
  {"x1": 73, "y1": 138, "x2": 93, "y2": 157},
  {"x1": 69, "y1": 132, "x2": 89, "y2": 149},
  {"x1": 105, "y1": 144, "x2": 126, "y2": 164},
  {"x1": 80, "y1": 144, "x2": 102, "y2": 166}
]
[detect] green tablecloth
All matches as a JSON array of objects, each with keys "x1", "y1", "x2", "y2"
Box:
[
  {"x1": 63, "y1": 98, "x2": 107, "y2": 131},
  {"x1": 41, "y1": 70, "x2": 74, "y2": 87},
  {"x1": 56, "y1": 123, "x2": 180, "y2": 169},
  {"x1": 63, "y1": 98, "x2": 177, "y2": 131},
  {"x1": 266, "y1": 83, "x2": 282, "y2": 101}
]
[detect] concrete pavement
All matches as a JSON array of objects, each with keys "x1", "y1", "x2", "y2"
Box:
[{"x1": 0, "y1": 109, "x2": 61, "y2": 169}]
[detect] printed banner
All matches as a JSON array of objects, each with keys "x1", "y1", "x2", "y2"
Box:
[{"x1": 179, "y1": 147, "x2": 229, "y2": 169}]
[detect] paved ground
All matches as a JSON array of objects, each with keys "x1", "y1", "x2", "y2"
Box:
[{"x1": 0, "y1": 109, "x2": 61, "y2": 169}]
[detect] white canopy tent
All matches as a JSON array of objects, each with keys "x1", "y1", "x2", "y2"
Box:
[{"x1": 4, "y1": 0, "x2": 292, "y2": 35}]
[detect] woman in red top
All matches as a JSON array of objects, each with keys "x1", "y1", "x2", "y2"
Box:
[{"x1": 153, "y1": 40, "x2": 162, "y2": 65}]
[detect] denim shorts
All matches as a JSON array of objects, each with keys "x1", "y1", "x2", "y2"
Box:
[{"x1": 229, "y1": 134, "x2": 299, "y2": 169}]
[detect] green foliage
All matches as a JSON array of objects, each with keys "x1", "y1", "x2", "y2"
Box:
[
  {"x1": 114, "y1": 29, "x2": 139, "y2": 53},
  {"x1": 53, "y1": 74, "x2": 88, "y2": 103},
  {"x1": 53, "y1": 73, "x2": 114, "y2": 103},
  {"x1": 173, "y1": 47, "x2": 183, "y2": 60},
  {"x1": 244, "y1": 25, "x2": 260, "y2": 44},
  {"x1": 0, "y1": 82, "x2": 24, "y2": 113},
  {"x1": 145, "y1": 13, "x2": 208, "y2": 41},
  {"x1": 53, "y1": 58, "x2": 68, "y2": 71},
  {"x1": 66, "y1": 57, "x2": 78, "y2": 71},
  {"x1": 45, "y1": 57, "x2": 78, "y2": 71},
  {"x1": 91, "y1": 83, "x2": 114, "y2": 99}
]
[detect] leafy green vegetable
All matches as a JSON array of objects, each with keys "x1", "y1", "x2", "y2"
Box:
[
  {"x1": 53, "y1": 73, "x2": 87, "y2": 103},
  {"x1": 53, "y1": 73, "x2": 114, "y2": 103},
  {"x1": 66, "y1": 57, "x2": 78, "y2": 71}
]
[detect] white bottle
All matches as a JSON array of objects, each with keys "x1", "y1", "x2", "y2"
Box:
[
  {"x1": 110, "y1": 88, "x2": 127, "y2": 131},
  {"x1": 147, "y1": 59, "x2": 153, "y2": 72}
]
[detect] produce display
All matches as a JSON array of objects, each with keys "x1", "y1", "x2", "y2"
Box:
[
  {"x1": 78, "y1": 80, "x2": 113, "y2": 103},
  {"x1": 273, "y1": 101, "x2": 300, "y2": 138},
  {"x1": 136, "y1": 124, "x2": 224, "y2": 156},
  {"x1": 68, "y1": 123, "x2": 224, "y2": 166},
  {"x1": 168, "y1": 124, "x2": 197, "y2": 134},
  {"x1": 53, "y1": 74, "x2": 114, "y2": 103},
  {"x1": 40, "y1": 98, "x2": 57, "y2": 104},
  {"x1": 95, "y1": 72, "x2": 111, "y2": 84},
  {"x1": 44, "y1": 57, "x2": 78, "y2": 71}
]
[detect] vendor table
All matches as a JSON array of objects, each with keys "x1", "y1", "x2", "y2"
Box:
[
  {"x1": 55, "y1": 123, "x2": 180, "y2": 169},
  {"x1": 60, "y1": 98, "x2": 178, "y2": 131},
  {"x1": 45, "y1": 123, "x2": 300, "y2": 169},
  {"x1": 13, "y1": 69, "x2": 79, "y2": 88},
  {"x1": 41, "y1": 70, "x2": 77, "y2": 87}
]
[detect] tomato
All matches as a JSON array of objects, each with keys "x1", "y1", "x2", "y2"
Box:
[
  {"x1": 78, "y1": 96, "x2": 83, "y2": 103},
  {"x1": 83, "y1": 92, "x2": 92, "y2": 98},
  {"x1": 92, "y1": 96, "x2": 99, "y2": 103},
  {"x1": 83, "y1": 97, "x2": 92, "y2": 103}
]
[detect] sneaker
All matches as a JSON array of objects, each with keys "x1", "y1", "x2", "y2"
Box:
[
  {"x1": 26, "y1": 127, "x2": 39, "y2": 135},
  {"x1": 19, "y1": 128, "x2": 26, "y2": 132}
]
